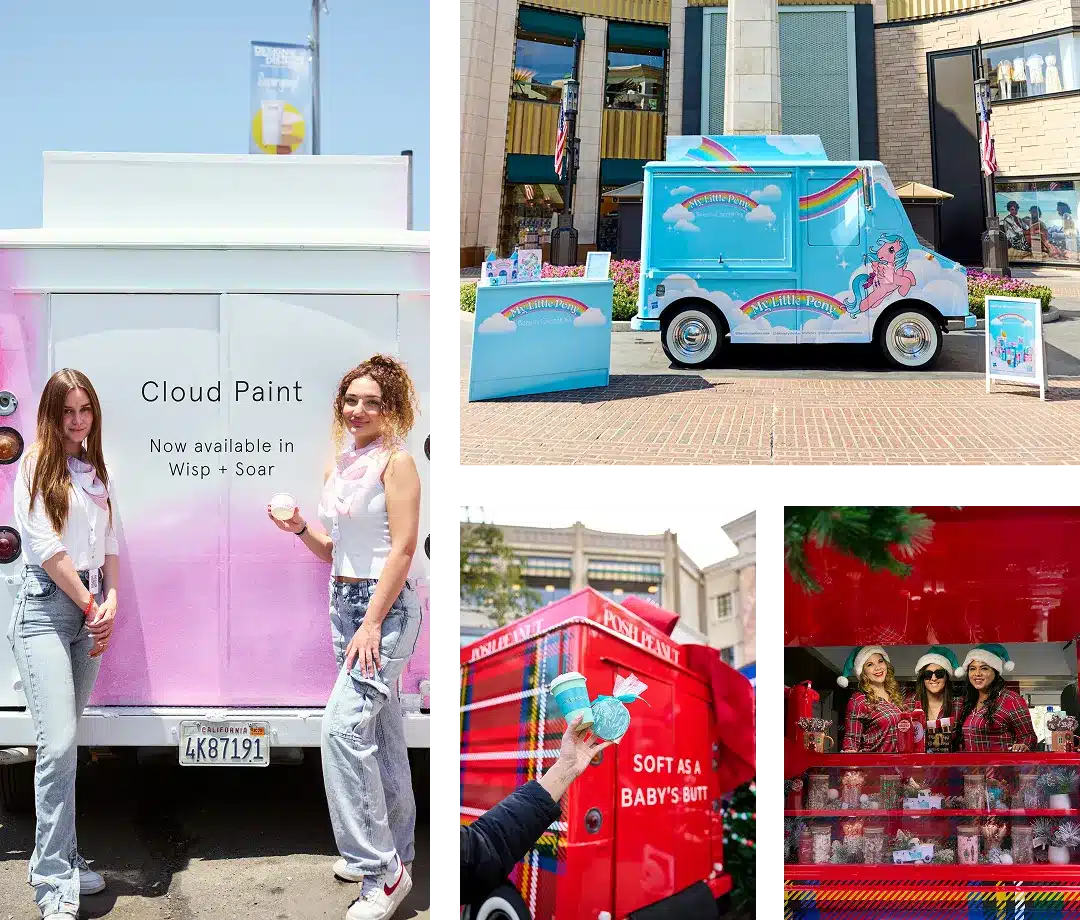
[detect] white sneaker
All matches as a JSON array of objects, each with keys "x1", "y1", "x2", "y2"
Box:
[
  {"x1": 334, "y1": 858, "x2": 412, "y2": 883},
  {"x1": 80, "y1": 867, "x2": 106, "y2": 895},
  {"x1": 346, "y1": 860, "x2": 412, "y2": 920}
]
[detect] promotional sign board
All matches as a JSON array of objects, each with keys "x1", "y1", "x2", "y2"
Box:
[
  {"x1": 468, "y1": 278, "x2": 614, "y2": 400},
  {"x1": 985, "y1": 295, "x2": 1046, "y2": 400},
  {"x1": 585, "y1": 250, "x2": 612, "y2": 280},
  {"x1": 249, "y1": 41, "x2": 311, "y2": 155}
]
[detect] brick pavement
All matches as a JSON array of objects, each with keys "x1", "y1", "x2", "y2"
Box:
[{"x1": 460, "y1": 375, "x2": 1080, "y2": 464}]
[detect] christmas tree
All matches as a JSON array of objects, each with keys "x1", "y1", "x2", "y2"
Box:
[{"x1": 723, "y1": 780, "x2": 755, "y2": 917}]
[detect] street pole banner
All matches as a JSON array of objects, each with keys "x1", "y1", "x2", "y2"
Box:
[
  {"x1": 249, "y1": 41, "x2": 311, "y2": 155},
  {"x1": 985, "y1": 294, "x2": 1047, "y2": 400}
]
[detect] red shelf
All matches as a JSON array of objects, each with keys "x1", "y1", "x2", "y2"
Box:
[
  {"x1": 786, "y1": 864, "x2": 1080, "y2": 883},
  {"x1": 802, "y1": 753, "x2": 1080, "y2": 768},
  {"x1": 786, "y1": 809, "x2": 1080, "y2": 817}
]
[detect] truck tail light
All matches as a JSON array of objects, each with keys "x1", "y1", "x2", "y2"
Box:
[
  {"x1": 0, "y1": 526, "x2": 21, "y2": 564},
  {"x1": 584, "y1": 807, "x2": 603, "y2": 834},
  {"x1": 0, "y1": 427, "x2": 23, "y2": 464}
]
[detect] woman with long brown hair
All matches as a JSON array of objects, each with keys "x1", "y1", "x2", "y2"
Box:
[
  {"x1": 8, "y1": 369, "x2": 118, "y2": 917},
  {"x1": 268, "y1": 354, "x2": 422, "y2": 920},
  {"x1": 838, "y1": 645, "x2": 907, "y2": 752}
]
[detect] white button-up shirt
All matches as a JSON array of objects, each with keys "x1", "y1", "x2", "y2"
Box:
[{"x1": 14, "y1": 453, "x2": 119, "y2": 569}]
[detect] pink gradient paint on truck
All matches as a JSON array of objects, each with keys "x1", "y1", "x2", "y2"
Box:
[{"x1": 0, "y1": 153, "x2": 429, "y2": 762}]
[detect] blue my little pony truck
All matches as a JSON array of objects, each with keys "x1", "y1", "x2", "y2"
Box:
[{"x1": 636, "y1": 135, "x2": 976, "y2": 369}]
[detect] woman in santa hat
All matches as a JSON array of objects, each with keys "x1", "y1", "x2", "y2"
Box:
[
  {"x1": 838, "y1": 646, "x2": 905, "y2": 752},
  {"x1": 953, "y1": 644, "x2": 1037, "y2": 752}
]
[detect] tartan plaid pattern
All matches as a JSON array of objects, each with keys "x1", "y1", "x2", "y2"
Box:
[
  {"x1": 842, "y1": 692, "x2": 904, "y2": 752},
  {"x1": 461, "y1": 627, "x2": 577, "y2": 920},
  {"x1": 957, "y1": 688, "x2": 1038, "y2": 751}
]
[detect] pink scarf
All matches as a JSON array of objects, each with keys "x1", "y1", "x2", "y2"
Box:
[
  {"x1": 67, "y1": 456, "x2": 110, "y2": 511},
  {"x1": 323, "y1": 439, "x2": 388, "y2": 518}
]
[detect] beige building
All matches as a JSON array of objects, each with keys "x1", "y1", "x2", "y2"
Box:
[
  {"x1": 461, "y1": 0, "x2": 688, "y2": 265},
  {"x1": 873, "y1": 0, "x2": 1080, "y2": 265},
  {"x1": 460, "y1": 515, "x2": 757, "y2": 671}
]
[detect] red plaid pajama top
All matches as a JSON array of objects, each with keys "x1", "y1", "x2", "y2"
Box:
[
  {"x1": 842, "y1": 692, "x2": 905, "y2": 752},
  {"x1": 957, "y1": 688, "x2": 1038, "y2": 751}
]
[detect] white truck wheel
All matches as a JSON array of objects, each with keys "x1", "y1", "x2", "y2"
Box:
[
  {"x1": 878, "y1": 308, "x2": 942, "y2": 369},
  {"x1": 661, "y1": 306, "x2": 723, "y2": 367},
  {"x1": 473, "y1": 885, "x2": 531, "y2": 920}
]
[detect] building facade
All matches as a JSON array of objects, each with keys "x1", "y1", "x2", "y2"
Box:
[
  {"x1": 460, "y1": 515, "x2": 757, "y2": 672},
  {"x1": 873, "y1": 0, "x2": 1080, "y2": 267},
  {"x1": 462, "y1": 0, "x2": 690, "y2": 266},
  {"x1": 682, "y1": 0, "x2": 879, "y2": 163}
]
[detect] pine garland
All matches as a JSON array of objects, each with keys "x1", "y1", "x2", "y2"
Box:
[
  {"x1": 785, "y1": 507, "x2": 934, "y2": 593},
  {"x1": 723, "y1": 780, "x2": 756, "y2": 915}
]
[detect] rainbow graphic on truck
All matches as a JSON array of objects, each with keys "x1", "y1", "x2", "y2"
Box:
[
  {"x1": 741, "y1": 290, "x2": 847, "y2": 321},
  {"x1": 501, "y1": 295, "x2": 590, "y2": 321}
]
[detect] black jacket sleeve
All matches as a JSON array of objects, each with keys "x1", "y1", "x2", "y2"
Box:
[{"x1": 460, "y1": 780, "x2": 562, "y2": 906}]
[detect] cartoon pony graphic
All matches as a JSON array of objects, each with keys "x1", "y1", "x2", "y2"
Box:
[{"x1": 845, "y1": 233, "x2": 917, "y2": 316}]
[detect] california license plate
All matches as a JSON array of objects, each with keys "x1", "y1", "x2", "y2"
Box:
[{"x1": 178, "y1": 720, "x2": 270, "y2": 766}]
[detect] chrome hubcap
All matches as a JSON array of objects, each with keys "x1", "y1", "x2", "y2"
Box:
[
  {"x1": 891, "y1": 317, "x2": 933, "y2": 359},
  {"x1": 671, "y1": 316, "x2": 713, "y2": 360}
]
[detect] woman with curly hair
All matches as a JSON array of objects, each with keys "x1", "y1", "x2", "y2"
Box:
[
  {"x1": 838, "y1": 646, "x2": 906, "y2": 752},
  {"x1": 268, "y1": 355, "x2": 422, "y2": 920},
  {"x1": 953, "y1": 644, "x2": 1036, "y2": 753}
]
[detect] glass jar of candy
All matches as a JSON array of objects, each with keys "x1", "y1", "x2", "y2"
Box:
[
  {"x1": 879, "y1": 772, "x2": 901, "y2": 810},
  {"x1": 807, "y1": 773, "x2": 830, "y2": 811},
  {"x1": 811, "y1": 824, "x2": 833, "y2": 864},
  {"x1": 964, "y1": 772, "x2": 987, "y2": 810},
  {"x1": 957, "y1": 824, "x2": 980, "y2": 865},
  {"x1": 1016, "y1": 773, "x2": 1040, "y2": 810},
  {"x1": 863, "y1": 825, "x2": 886, "y2": 864},
  {"x1": 798, "y1": 828, "x2": 814, "y2": 864},
  {"x1": 1011, "y1": 821, "x2": 1034, "y2": 865},
  {"x1": 840, "y1": 770, "x2": 865, "y2": 809},
  {"x1": 842, "y1": 819, "x2": 865, "y2": 861}
]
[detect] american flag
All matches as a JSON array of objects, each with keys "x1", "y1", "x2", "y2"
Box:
[
  {"x1": 554, "y1": 91, "x2": 568, "y2": 178},
  {"x1": 977, "y1": 83, "x2": 998, "y2": 177}
]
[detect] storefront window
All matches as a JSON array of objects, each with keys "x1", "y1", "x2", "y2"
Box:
[
  {"x1": 498, "y1": 182, "x2": 564, "y2": 259},
  {"x1": 605, "y1": 45, "x2": 665, "y2": 111},
  {"x1": 513, "y1": 34, "x2": 576, "y2": 104},
  {"x1": 995, "y1": 178, "x2": 1079, "y2": 264},
  {"x1": 983, "y1": 31, "x2": 1079, "y2": 102},
  {"x1": 597, "y1": 184, "x2": 623, "y2": 254}
]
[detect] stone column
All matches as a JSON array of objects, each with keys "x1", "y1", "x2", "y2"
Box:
[
  {"x1": 574, "y1": 17, "x2": 607, "y2": 251},
  {"x1": 723, "y1": 0, "x2": 781, "y2": 134},
  {"x1": 668, "y1": 0, "x2": 689, "y2": 136},
  {"x1": 570, "y1": 522, "x2": 587, "y2": 591},
  {"x1": 476, "y1": 0, "x2": 520, "y2": 257}
]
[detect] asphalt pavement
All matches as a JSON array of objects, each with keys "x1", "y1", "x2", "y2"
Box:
[{"x1": 0, "y1": 750, "x2": 429, "y2": 920}]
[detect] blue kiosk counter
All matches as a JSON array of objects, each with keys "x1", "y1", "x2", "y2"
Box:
[{"x1": 468, "y1": 277, "x2": 614, "y2": 401}]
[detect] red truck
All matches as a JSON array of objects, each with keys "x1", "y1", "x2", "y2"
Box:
[{"x1": 461, "y1": 588, "x2": 754, "y2": 920}]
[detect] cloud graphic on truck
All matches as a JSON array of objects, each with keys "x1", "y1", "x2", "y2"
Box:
[
  {"x1": 670, "y1": 185, "x2": 693, "y2": 196},
  {"x1": 751, "y1": 184, "x2": 783, "y2": 202},
  {"x1": 674, "y1": 219, "x2": 699, "y2": 232},
  {"x1": 663, "y1": 203, "x2": 695, "y2": 225},
  {"x1": 745, "y1": 205, "x2": 777, "y2": 224}
]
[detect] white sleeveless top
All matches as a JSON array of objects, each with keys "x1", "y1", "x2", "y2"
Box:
[{"x1": 317, "y1": 439, "x2": 395, "y2": 579}]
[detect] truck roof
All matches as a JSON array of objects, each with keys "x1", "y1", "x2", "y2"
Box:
[{"x1": 655, "y1": 134, "x2": 883, "y2": 171}]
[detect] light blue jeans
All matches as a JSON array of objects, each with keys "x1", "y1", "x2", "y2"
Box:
[
  {"x1": 6, "y1": 564, "x2": 102, "y2": 917},
  {"x1": 323, "y1": 580, "x2": 421, "y2": 876}
]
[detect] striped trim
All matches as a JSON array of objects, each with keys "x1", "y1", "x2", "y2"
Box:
[
  {"x1": 460, "y1": 749, "x2": 562, "y2": 762},
  {"x1": 461, "y1": 686, "x2": 544, "y2": 713},
  {"x1": 521, "y1": 0, "x2": 671, "y2": 24}
]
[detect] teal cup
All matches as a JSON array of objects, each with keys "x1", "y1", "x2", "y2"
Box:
[{"x1": 549, "y1": 671, "x2": 594, "y2": 729}]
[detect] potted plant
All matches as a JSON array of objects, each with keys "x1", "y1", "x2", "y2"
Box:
[
  {"x1": 1050, "y1": 821, "x2": 1080, "y2": 865},
  {"x1": 1039, "y1": 767, "x2": 1078, "y2": 810},
  {"x1": 1033, "y1": 817, "x2": 1056, "y2": 863}
]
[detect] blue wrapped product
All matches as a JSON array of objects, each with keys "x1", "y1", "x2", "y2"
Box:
[{"x1": 590, "y1": 673, "x2": 649, "y2": 742}]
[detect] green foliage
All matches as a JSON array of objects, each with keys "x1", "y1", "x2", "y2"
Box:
[
  {"x1": 460, "y1": 282, "x2": 477, "y2": 313},
  {"x1": 785, "y1": 507, "x2": 934, "y2": 593},
  {"x1": 966, "y1": 272, "x2": 1053, "y2": 317},
  {"x1": 460, "y1": 522, "x2": 541, "y2": 627},
  {"x1": 723, "y1": 781, "x2": 756, "y2": 916},
  {"x1": 612, "y1": 283, "x2": 639, "y2": 320}
]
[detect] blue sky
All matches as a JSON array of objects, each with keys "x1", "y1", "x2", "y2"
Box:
[{"x1": 0, "y1": 1, "x2": 430, "y2": 228}]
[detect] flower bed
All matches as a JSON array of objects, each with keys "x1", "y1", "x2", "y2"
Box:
[
  {"x1": 967, "y1": 271, "x2": 1053, "y2": 318},
  {"x1": 462, "y1": 261, "x2": 1054, "y2": 324}
]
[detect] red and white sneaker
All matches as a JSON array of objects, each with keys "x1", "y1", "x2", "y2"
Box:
[{"x1": 345, "y1": 860, "x2": 412, "y2": 920}]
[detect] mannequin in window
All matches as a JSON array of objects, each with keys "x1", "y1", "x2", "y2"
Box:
[
  {"x1": 1026, "y1": 51, "x2": 1045, "y2": 93},
  {"x1": 1045, "y1": 54, "x2": 1063, "y2": 94},
  {"x1": 996, "y1": 58, "x2": 1013, "y2": 99},
  {"x1": 1012, "y1": 55, "x2": 1028, "y2": 98}
]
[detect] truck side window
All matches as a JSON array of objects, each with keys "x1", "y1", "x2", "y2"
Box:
[{"x1": 806, "y1": 179, "x2": 863, "y2": 248}]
